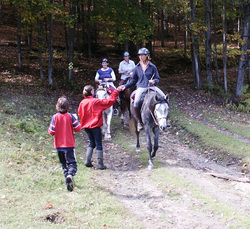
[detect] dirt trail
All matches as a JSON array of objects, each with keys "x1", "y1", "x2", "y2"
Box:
[{"x1": 86, "y1": 111, "x2": 250, "y2": 229}]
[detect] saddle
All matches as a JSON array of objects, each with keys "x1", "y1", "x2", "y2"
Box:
[{"x1": 131, "y1": 88, "x2": 157, "y2": 101}]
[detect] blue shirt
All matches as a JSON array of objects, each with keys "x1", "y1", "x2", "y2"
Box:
[{"x1": 124, "y1": 62, "x2": 160, "y2": 89}]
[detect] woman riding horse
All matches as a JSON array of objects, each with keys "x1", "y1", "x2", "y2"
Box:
[{"x1": 120, "y1": 48, "x2": 165, "y2": 131}]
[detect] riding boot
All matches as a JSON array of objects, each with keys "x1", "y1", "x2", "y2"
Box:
[
  {"x1": 97, "y1": 150, "x2": 107, "y2": 170},
  {"x1": 85, "y1": 147, "x2": 93, "y2": 167},
  {"x1": 134, "y1": 106, "x2": 143, "y2": 131}
]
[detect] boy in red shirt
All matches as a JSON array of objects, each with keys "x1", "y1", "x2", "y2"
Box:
[{"x1": 48, "y1": 96, "x2": 81, "y2": 191}]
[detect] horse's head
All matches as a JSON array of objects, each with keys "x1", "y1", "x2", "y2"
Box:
[
  {"x1": 154, "y1": 94, "x2": 169, "y2": 131},
  {"x1": 96, "y1": 86, "x2": 109, "y2": 100}
]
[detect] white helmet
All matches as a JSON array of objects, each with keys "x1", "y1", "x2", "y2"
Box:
[{"x1": 123, "y1": 51, "x2": 130, "y2": 57}]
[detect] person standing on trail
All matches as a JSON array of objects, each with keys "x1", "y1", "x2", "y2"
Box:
[
  {"x1": 78, "y1": 85, "x2": 123, "y2": 170},
  {"x1": 48, "y1": 96, "x2": 82, "y2": 192},
  {"x1": 95, "y1": 58, "x2": 119, "y2": 116},
  {"x1": 120, "y1": 47, "x2": 165, "y2": 132}
]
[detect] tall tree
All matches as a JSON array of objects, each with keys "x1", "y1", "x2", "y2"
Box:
[
  {"x1": 236, "y1": 2, "x2": 250, "y2": 97},
  {"x1": 205, "y1": 0, "x2": 213, "y2": 92},
  {"x1": 190, "y1": 0, "x2": 202, "y2": 89},
  {"x1": 222, "y1": 0, "x2": 227, "y2": 92},
  {"x1": 48, "y1": 0, "x2": 54, "y2": 86},
  {"x1": 68, "y1": 0, "x2": 76, "y2": 81},
  {"x1": 17, "y1": 8, "x2": 22, "y2": 70},
  {"x1": 212, "y1": 0, "x2": 219, "y2": 83}
]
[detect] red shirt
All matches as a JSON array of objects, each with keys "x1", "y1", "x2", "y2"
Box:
[
  {"x1": 78, "y1": 90, "x2": 119, "y2": 129},
  {"x1": 48, "y1": 113, "x2": 81, "y2": 149}
]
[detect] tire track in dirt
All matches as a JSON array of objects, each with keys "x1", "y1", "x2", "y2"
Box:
[{"x1": 88, "y1": 119, "x2": 250, "y2": 229}]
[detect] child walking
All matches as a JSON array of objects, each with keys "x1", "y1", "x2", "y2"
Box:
[
  {"x1": 78, "y1": 85, "x2": 122, "y2": 169},
  {"x1": 48, "y1": 96, "x2": 81, "y2": 192}
]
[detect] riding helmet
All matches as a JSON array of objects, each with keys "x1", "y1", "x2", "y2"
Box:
[
  {"x1": 138, "y1": 48, "x2": 150, "y2": 55},
  {"x1": 102, "y1": 58, "x2": 109, "y2": 63},
  {"x1": 123, "y1": 51, "x2": 130, "y2": 57}
]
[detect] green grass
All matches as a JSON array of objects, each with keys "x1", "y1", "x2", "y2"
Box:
[
  {"x1": 199, "y1": 107, "x2": 250, "y2": 139},
  {"x1": 169, "y1": 102, "x2": 250, "y2": 163},
  {"x1": 0, "y1": 88, "x2": 143, "y2": 229}
]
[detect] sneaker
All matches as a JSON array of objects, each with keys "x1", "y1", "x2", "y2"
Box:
[
  {"x1": 137, "y1": 122, "x2": 143, "y2": 131},
  {"x1": 113, "y1": 108, "x2": 119, "y2": 116},
  {"x1": 66, "y1": 175, "x2": 74, "y2": 192}
]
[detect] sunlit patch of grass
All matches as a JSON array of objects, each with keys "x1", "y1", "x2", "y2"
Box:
[
  {"x1": 169, "y1": 103, "x2": 250, "y2": 162},
  {"x1": 0, "y1": 89, "x2": 143, "y2": 229},
  {"x1": 200, "y1": 108, "x2": 250, "y2": 139}
]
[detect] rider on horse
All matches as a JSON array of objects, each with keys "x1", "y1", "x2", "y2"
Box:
[
  {"x1": 95, "y1": 58, "x2": 119, "y2": 115},
  {"x1": 120, "y1": 48, "x2": 165, "y2": 131}
]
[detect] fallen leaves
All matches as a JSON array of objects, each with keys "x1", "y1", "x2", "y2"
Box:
[{"x1": 46, "y1": 202, "x2": 53, "y2": 209}]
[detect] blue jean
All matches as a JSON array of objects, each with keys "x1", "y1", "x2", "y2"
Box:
[
  {"x1": 85, "y1": 127, "x2": 103, "y2": 150},
  {"x1": 57, "y1": 148, "x2": 77, "y2": 178}
]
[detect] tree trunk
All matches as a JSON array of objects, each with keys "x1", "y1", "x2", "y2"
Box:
[
  {"x1": 17, "y1": 10, "x2": 22, "y2": 70},
  {"x1": 37, "y1": 18, "x2": 44, "y2": 83},
  {"x1": 87, "y1": 0, "x2": 92, "y2": 60},
  {"x1": 205, "y1": 0, "x2": 213, "y2": 92},
  {"x1": 236, "y1": 3, "x2": 250, "y2": 97},
  {"x1": 68, "y1": 0, "x2": 76, "y2": 82},
  {"x1": 174, "y1": 13, "x2": 178, "y2": 49},
  {"x1": 48, "y1": 0, "x2": 54, "y2": 86},
  {"x1": 248, "y1": 57, "x2": 250, "y2": 84},
  {"x1": 222, "y1": 0, "x2": 227, "y2": 93},
  {"x1": 161, "y1": 10, "x2": 165, "y2": 47},
  {"x1": 63, "y1": 0, "x2": 69, "y2": 61},
  {"x1": 183, "y1": 16, "x2": 188, "y2": 56},
  {"x1": 0, "y1": 2, "x2": 3, "y2": 23},
  {"x1": 28, "y1": 27, "x2": 32, "y2": 53},
  {"x1": 190, "y1": 0, "x2": 202, "y2": 90},
  {"x1": 212, "y1": 0, "x2": 219, "y2": 83},
  {"x1": 165, "y1": 13, "x2": 169, "y2": 37}
]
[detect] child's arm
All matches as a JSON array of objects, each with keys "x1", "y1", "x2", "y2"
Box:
[
  {"x1": 71, "y1": 114, "x2": 82, "y2": 132},
  {"x1": 48, "y1": 115, "x2": 55, "y2": 136}
]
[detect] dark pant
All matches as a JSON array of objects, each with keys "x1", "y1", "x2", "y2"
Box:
[
  {"x1": 85, "y1": 127, "x2": 103, "y2": 151},
  {"x1": 57, "y1": 149, "x2": 77, "y2": 178}
]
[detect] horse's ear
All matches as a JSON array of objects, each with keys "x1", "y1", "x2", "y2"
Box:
[{"x1": 165, "y1": 94, "x2": 169, "y2": 103}]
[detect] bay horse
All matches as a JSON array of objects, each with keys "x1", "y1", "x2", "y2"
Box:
[
  {"x1": 119, "y1": 77, "x2": 136, "y2": 126},
  {"x1": 95, "y1": 84, "x2": 113, "y2": 140},
  {"x1": 130, "y1": 88, "x2": 169, "y2": 170}
]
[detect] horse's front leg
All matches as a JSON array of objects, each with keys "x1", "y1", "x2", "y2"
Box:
[
  {"x1": 151, "y1": 127, "x2": 160, "y2": 158},
  {"x1": 105, "y1": 111, "x2": 112, "y2": 139},
  {"x1": 102, "y1": 113, "x2": 107, "y2": 138},
  {"x1": 145, "y1": 125, "x2": 154, "y2": 170},
  {"x1": 134, "y1": 119, "x2": 140, "y2": 154}
]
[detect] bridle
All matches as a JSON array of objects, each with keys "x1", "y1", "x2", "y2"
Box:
[{"x1": 147, "y1": 82, "x2": 168, "y2": 127}]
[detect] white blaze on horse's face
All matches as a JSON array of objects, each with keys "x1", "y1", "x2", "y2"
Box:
[
  {"x1": 96, "y1": 89, "x2": 107, "y2": 99},
  {"x1": 154, "y1": 102, "x2": 169, "y2": 131}
]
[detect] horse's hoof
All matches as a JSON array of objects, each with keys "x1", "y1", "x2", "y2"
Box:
[
  {"x1": 104, "y1": 137, "x2": 111, "y2": 141},
  {"x1": 148, "y1": 164, "x2": 154, "y2": 170},
  {"x1": 136, "y1": 148, "x2": 140, "y2": 154}
]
